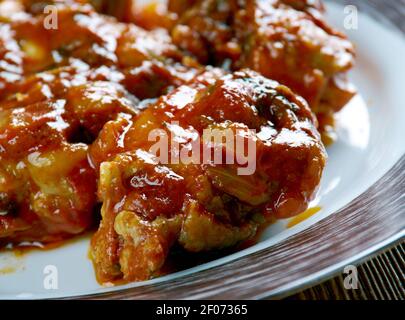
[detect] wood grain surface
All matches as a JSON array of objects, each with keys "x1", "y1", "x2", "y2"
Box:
[
  {"x1": 74, "y1": 0, "x2": 405, "y2": 300},
  {"x1": 289, "y1": 242, "x2": 405, "y2": 300}
]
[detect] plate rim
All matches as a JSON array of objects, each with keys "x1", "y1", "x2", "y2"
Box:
[
  {"x1": 72, "y1": 0, "x2": 405, "y2": 300},
  {"x1": 73, "y1": 153, "x2": 404, "y2": 300},
  {"x1": 3, "y1": 0, "x2": 403, "y2": 300}
]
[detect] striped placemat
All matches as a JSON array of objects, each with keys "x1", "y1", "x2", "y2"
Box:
[{"x1": 287, "y1": 242, "x2": 405, "y2": 300}]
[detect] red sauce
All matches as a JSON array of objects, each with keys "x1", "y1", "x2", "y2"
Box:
[{"x1": 0, "y1": 0, "x2": 354, "y2": 285}]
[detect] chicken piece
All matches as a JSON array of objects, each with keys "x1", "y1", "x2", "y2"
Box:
[
  {"x1": 0, "y1": 47, "x2": 203, "y2": 244},
  {"x1": 0, "y1": 102, "x2": 96, "y2": 244},
  {"x1": 89, "y1": 69, "x2": 326, "y2": 283},
  {"x1": 0, "y1": 0, "x2": 188, "y2": 95},
  {"x1": 0, "y1": 68, "x2": 144, "y2": 244},
  {"x1": 0, "y1": 0, "x2": 328, "y2": 284},
  {"x1": 58, "y1": 0, "x2": 356, "y2": 141},
  {"x1": 90, "y1": 0, "x2": 178, "y2": 30},
  {"x1": 169, "y1": 0, "x2": 325, "y2": 16},
  {"x1": 0, "y1": 0, "x2": 206, "y2": 245},
  {"x1": 169, "y1": 0, "x2": 356, "y2": 143}
]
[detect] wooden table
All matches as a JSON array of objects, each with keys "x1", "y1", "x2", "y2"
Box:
[{"x1": 288, "y1": 242, "x2": 405, "y2": 300}]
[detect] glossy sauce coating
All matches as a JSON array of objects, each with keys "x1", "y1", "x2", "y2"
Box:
[
  {"x1": 167, "y1": 0, "x2": 357, "y2": 143},
  {"x1": 89, "y1": 69, "x2": 326, "y2": 283},
  {"x1": 0, "y1": 0, "x2": 330, "y2": 284},
  {"x1": 0, "y1": 0, "x2": 196, "y2": 244}
]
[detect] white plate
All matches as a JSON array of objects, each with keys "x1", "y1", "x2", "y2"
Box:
[{"x1": 1, "y1": 1, "x2": 404, "y2": 299}]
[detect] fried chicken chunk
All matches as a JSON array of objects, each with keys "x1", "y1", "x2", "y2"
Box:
[
  {"x1": 169, "y1": 0, "x2": 356, "y2": 142},
  {"x1": 0, "y1": 0, "x2": 328, "y2": 285},
  {"x1": 0, "y1": 75, "x2": 138, "y2": 243},
  {"x1": 0, "y1": 0, "x2": 199, "y2": 244},
  {"x1": 89, "y1": 69, "x2": 326, "y2": 283},
  {"x1": 0, "y1": 0, "x2": 189, "y2": 95}
]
